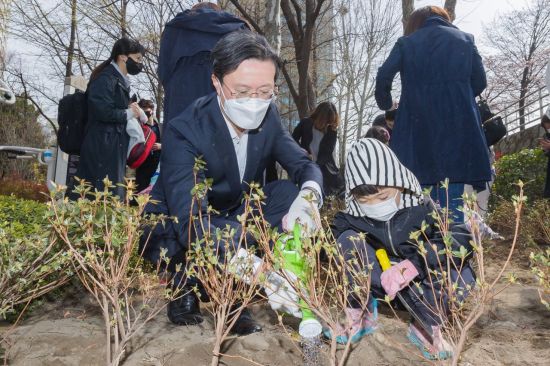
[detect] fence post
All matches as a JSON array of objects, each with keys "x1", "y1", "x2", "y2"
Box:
[
  {"x1": 504, "y1": 114, "x2": 508, "y2": 136},
  {"x1": 539, "y1": 87, "x2": 544, "y2": 118}
]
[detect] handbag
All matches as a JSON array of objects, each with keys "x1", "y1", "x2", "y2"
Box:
[
  {"x1": 127, "y1": 123, "x2": 157, "y2": 169},
  {"x1": 477, "y1": 98, "x2": 507, "y2": 147},
  {"x1": 483, "y1": 116, "x2": 507, "y2": 147}
]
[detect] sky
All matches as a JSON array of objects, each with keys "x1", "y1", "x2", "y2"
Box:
[
  {"x1": 6, "y1": 0, "x2": 534, "y2": 60},
  {"x1": 4, "y1": 0, "x2": 536, "y2": 121},
  {"x1": 416, "y1": 0, "x2": 531, "y2": 49}
]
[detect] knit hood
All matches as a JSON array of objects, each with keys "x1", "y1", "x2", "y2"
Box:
[{"x1": 345, "y1": 138, "x2": 423, "y2": 217}]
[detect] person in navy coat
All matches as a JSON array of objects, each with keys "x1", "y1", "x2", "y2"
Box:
[
  {"x1": 158, "y1": 2, "x2": 248, "y2": 123},
  {"x1": 141, "y1": 31, "x2": 323, "y2": 334},
  {"x1": 375, "y1": 6, "x2": 491, "y2": 221}
]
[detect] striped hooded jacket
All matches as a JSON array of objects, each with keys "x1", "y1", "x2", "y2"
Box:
[{"x1": 332, "y1": 138, "x2": 473, "y2": 278}]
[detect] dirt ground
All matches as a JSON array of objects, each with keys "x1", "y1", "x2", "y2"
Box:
[{"x1": 2, "y1": 242, "x2": 549, "y2": 366}]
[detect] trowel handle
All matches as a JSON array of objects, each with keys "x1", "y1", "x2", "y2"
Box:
[{"x1": 375, "y1": 249, "x2": 392, "y2": 271}]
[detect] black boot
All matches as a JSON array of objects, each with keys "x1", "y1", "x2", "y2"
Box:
[
  {"x1": 167, "y1": 287, "x2": 203, "y2": 326},
  {"x1": 230, "y1": 306, "x2": 262, "y2": 335}
]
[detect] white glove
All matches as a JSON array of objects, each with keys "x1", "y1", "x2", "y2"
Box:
[
  {"x1": 264, "y1": 270, "x2": 302, "y2": 318},
  {"x1": 229, "y1": 248, "x2": 264, "y2": 284},
  {"x1": 282, "y1": 189, "x2": 320, "y2": 235},
  {"x1": 229, "y1": 249, "x2": 302, "y2": 318}
]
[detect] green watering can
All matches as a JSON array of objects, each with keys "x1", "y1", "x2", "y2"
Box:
[{"x1": 276, "y1": 224, "x2": 322, "y2": 338}]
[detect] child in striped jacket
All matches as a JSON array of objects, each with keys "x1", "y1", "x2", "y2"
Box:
[{"x1": 329, "y1": 138, "x2": 476, "y2": 360}]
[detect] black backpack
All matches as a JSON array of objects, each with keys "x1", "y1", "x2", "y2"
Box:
[
  {"x1": 477, "y1": 98, "x2": 507, "y2": 147},
  {"x1": 57, "y1": 90, "x2": 88, "y2": 154}
]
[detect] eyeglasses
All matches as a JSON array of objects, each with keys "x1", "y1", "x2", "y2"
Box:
[{"x1": 222, "y1": 82, "x2": 278, "y2": 100}]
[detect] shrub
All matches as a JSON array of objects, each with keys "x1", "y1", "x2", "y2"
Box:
[
  {"x1": 0, "y1": 195, "x2": 48, "y2": 238},
  {"x1": 487, "y1": 200, "x2": 522, "y2": 240},
  {"x1": 0, "y1": 195, "x2": 70, "y2": 326},
  {"x1": 0, "y1": 176, "x2": 49, "y2": 202},
  {"x1": 490, "y1": 148, "x2": 547, "y2": 210},
  {"x1": 523, "y1": 200, "x2": 550, "y2": 245},
  {"x1": 530, "y1": 247, "x2": 550, "y2": 310},
  {"x1": 49, "y1": 180, "x2": 181, "y2": 366},
  {"x1": 488, "y1": 199, "x2": 549, "y2": 245},
  {"x1": 0, "y1": 231, "x2": 70, "y2": 320}
]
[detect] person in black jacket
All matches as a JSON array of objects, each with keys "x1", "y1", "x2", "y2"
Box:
[
  {"x1": 292, "y1": 101, "x2": 343, "y2": 196},
  {"x1": 372, "y1": 108, "x2": 396, "y2": 136},
  {"x1": 330, "y1": 138, "x2": 475, "y2": 360},
  {"x1": 135, "y1": 99, "x2": 161, "y2": 193},
  {"x1": 77, "y1": 37, "x2": 146, "y2": 199}
]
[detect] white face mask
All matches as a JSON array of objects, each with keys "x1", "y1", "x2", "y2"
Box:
[
  {"x1": 359, "y1": 191, "x2": 400, "y2": 221},
  {"x1": 219, "y1": 87, "x2": 272, "y2": 130}
]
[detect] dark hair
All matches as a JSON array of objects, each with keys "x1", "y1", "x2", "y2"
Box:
[
  {"x1": 385, "y1": 109, "x2": 396, "y2": 121},
  {"x1": 138, "y1": 99, "x2": 155, "y2": 110},
  {"x1": 211, "y1": 30, "x2": 280, "y2": 81},
  {"x1": 90, "y1": 37, "x2": 146, "y2": 82},
  {"x1": 372, "y1": 114, "x2": 387, "y2": 127},
  {"x1": 192, "y1": 2, "x2": 221, "y2": 11},
  {"x1": 310, "y1": 101, "x2": 339, "y2": 132},
  {"x1": 365, "y1": 126, "x2": 390, "y2": 144},
  {"x1": 404, "y1": 6, "x2": 451, "y2": 36},
  {"x1": 350, "y1": 184, "x2": 381, "y2": 198}
]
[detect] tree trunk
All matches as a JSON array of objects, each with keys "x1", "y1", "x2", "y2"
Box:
[
  {"x1": 329, "y1": 335, "x2": 338, "y2": 366},
  {"x1": 229, "y1": 0, "x2": 324, "y2": 119},
  {"x1": 518, "y1": 64, "x2": 531, "y2": 132},
  {"x1": 102, "y1": 295, "x2": 112, "y2": 366},
  {"x1": 211, "y1": 312, "x2": 226, "y2": 366},
  {"x1": 444, "y1": 0, "x2": 458, "y2": 22},
  {"x1": 120, "y1": 0, "x2": 127, "y2": 38},
  {"x1": 280, "y1": 0, "x2": 324, "y2": 118},
  {"x1": 0, "y1": 0, "x2": 12, "y2": 75},
  {"x1": 264, "y1": 0, "x2": 281, "y2": 55},
  {"x1": 65, "y1": 0, "x2": 77, "y2": 78},
  {"x1": 401, "y1": 0, "x2": 414, "y2": 33}
]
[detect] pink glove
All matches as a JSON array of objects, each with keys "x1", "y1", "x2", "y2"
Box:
[{"x1": 380, "y1": 259, "x2": 419, "y2": 300}]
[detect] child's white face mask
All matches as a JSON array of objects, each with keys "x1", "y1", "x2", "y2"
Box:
[{"x1": 359, "y1": 191, "x2": 400, "y2": 221}]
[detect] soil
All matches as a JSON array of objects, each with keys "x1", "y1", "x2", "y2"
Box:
[{"x1": 2, "y1": 241, "x2": 549, "y2": 366}]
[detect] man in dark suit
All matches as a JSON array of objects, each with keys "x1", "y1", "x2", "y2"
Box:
[{"x1": 141, "y1": 30, "x2": 323, "y2": 335}]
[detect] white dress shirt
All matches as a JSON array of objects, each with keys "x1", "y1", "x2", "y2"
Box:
[
  {"x1": 218, "y1": 98, "x2": 323, "y2": 205},
  {"x1": 224, "y1": 117, "x2": 249, "y2": 182}
]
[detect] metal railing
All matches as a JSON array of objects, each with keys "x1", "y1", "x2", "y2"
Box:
[{"x1": 485, "y1": 85, "x2": 550, "y2": 137}]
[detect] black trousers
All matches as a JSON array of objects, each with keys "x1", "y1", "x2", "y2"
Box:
[
  {"x1": 135, "y1": 153, "x2": 160, "y2": 193},
  {"x1": 171, "y1": 180, "x2": 300, "y2": 289}
]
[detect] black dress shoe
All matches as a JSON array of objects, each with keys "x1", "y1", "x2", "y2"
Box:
[
  {"x1": 167, "y1": 289, "x2": 203, "y2": 326},
  {"x1": 230, "y1": 307, "x2": 262, "y2": 335}
]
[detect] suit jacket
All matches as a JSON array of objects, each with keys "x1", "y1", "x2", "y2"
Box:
[{"x1": 141, "y1": 93, "x2": 322, "y2": 261}]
